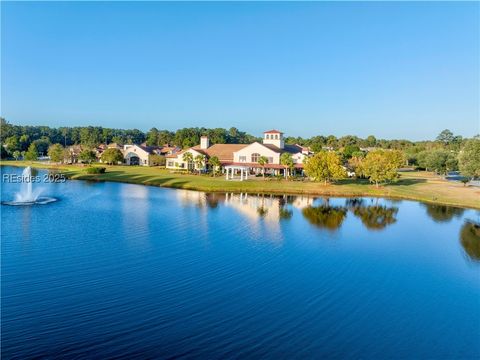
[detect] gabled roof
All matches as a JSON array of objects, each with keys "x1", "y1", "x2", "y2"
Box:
[
  {"x1": 283, "y1": 144, "x2": 303, "y2": 154},
  {"x1": 263, "y1": 129, "x2": 283, "y2": 134},
  {"x1": 138, "y1": 145, "x2": 163, "y2": 154},
  {"x1": 193, "y1": 144, "x2": 248, "y2": 161}
]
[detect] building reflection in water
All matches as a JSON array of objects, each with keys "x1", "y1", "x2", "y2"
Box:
[
  {"x1": 460, "y1": 220, "x2": 480, "y2": 262},
  {"x1": 222, "y1": 193, "x2": 298, "y2": 242},
  {"x1": 120, "y1": 184, "x2": 151, "y2": 248},
  {"x1": 173, "y1": 192, "x2": 313, "y2": 243},
  {"x1": 176, "y1": 192, "x2": 405, "y2": 234}
]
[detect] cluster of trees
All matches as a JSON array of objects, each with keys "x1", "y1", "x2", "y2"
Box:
[
  {"x1": 1, "y1": 118, "x2": 479, "y2": 181},
  {"x1": 0, "y1": 119, "x2": 146, "y2": 154},
  {"x1": 285, "y1": 129, "x2": 467, "y2": 153},
  {"x1": 146, "y1": 127, "x2": 259, "y2": 148},
  {"x1": 303, "y1": 148, "x2": 405, "y2": 187},
  {"x1": 0, "y1": 118, "x2": 260, "y2": 159},
  {"x1": 19, "y1": 142, "x2": 100, "y2": 164}
]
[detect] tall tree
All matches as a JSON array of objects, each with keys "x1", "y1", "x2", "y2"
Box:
[
  {"x1": 24, "y1": 143, "x2": 39, "y2": 161},
  {"x1": 208, "y1": 156, "x2": 221, "y2": 176},
  {"x1": 360, "y1": 149, "x2": 404, "y2": 187},
  {"x1": 258, "y1": 156, "x2": 269, "y2": 179},
  {"x1": 78, "y1": 149, "x2": 97, "y2": 164},
  {"x1": 146, "y1": 128, "x2": 159, "y2": 146},
  {"x1": 182, "y1": 152, "x2": 194, "y2": 172},
  {"x1": 458, "y1": 139, "x2": 480, "y2": 179},
  {"x1": 436, "y1": 129, "x2": 455, "y2": 145},
  {"x1": 4, "y1": 136, "x2": 21, "y2": 153},
  {"x1": 48, "y1": 144, "x2": 65, "y2": 163},
  {"x1": 101, "y1": 148, "x2": 123, "y2": 165},
  {"x1": 304, "y1": 151, "x2": 346, "y2": 185},
  {"x1": 194, "y1": 154, "x2": 205, "y2": 174},
  {"x1": 280, "y1": 152, "x2": 294, "y2": 178}
]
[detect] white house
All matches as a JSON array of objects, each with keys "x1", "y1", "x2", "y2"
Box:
[
  {"x1": 122, "y1": 144, "x2": 179, "y2": 166},
  {"x1": 166, "y1": 130, "x2": 310, "y2": 178}
]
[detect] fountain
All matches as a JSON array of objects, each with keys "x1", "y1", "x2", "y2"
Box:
[{"x1": 2, "y1": 166, "x2": 57, "y2": 206}]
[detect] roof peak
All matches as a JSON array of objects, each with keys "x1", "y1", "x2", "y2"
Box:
[{"x1": 263, "y1": 129, "x2": 283, "y2": 134}]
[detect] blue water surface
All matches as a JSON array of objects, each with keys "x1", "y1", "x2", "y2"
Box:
[{"x1": 1, "y1": 166, "x2": 479, "y2": 359}]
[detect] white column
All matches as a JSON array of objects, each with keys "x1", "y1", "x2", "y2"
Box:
[
  {"x1": 226, "y1": 167, "x2": 229, "y2": 180},
  {"x1": 240, "y1": 168, "x2": 244, "y2": 181},
  {"x1": 245, "y1": 168, "x2": 248, "y2": 180}
]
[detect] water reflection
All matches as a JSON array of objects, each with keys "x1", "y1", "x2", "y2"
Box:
[
  {"x1": 173, "y1": 192, "x2": 475, "y2": 245},
  {"x1": 460, "y1": 220, "x2": 480, "y2": 262},
  {"x1": 347, "y1": 199, "x2": 399, "y2": 231},
  {"x1": 423, "y1": 204, "x2": 465, "y2": 223},
  {"x1": 302, "y1": 205, "x2": 347, "y2": 231}
]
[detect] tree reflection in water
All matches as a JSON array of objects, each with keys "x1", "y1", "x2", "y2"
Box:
[
  {"x1": 257, "y1": 206, "x2": 269, "y2": 217},
  {"x1": 205, "y1": 193, "x2": 222, "y2": 209},
  {"x1": 279, "y1": 207, "x2": 293, "y2": 220},
  {"x1": 423, "y1": 204, "x2": 465, "y2": 223},
  {"x1": 346, "y1": 198, "x2": 398, "y2": 231},
  {"x1": 302, "y1": 205, "x2": 347, "y2": 231},
  {"x1": 460, "y1": 220, "x2": 480, "y2": 262}
]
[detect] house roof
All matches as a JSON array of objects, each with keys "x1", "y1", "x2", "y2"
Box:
[
  {"x1": 138, "y1": 145, "x2": 163, "y2": 154},
  {"x1": 263, "y1": 129, "x2": 283, "y2": 134},
  {"x1": 261, "y1": 143, "x2": 303, "y2": 154},
  {"x1": 193, "y1": 144, "x2": 248, "y2": 161}
]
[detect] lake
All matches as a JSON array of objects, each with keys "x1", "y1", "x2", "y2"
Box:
[{"x1": 1, "y1": 166, "x2": 479, "y2": 359}]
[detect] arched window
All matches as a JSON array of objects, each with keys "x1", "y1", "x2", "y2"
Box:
[
  {"x1": 251, "y1": 153, "x2": 260, "y2": 163},
  {"x1": 266, "y1": 134, "x2": 269, "y2": 139},
  {"x1": 275, "y1": 134, "x2": 279, "y2": 139}
]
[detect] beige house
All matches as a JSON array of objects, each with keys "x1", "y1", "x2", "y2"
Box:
[
  {"x1": 166, "y1": 130, "x2": 311, "y2": 179},
  {"x1": 122, "y1": 144, "x2": 179, "y2": 166}
]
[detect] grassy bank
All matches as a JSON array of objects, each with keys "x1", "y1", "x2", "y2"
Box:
[{"x1": 2, "y1": 160, "x2": 479, "y2": 209}]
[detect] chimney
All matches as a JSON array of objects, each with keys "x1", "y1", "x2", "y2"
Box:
[{"x1": 200, "y1": 136, "x2": 210, "y2": 149}]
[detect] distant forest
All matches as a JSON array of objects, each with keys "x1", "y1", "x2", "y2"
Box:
[{"x1": 0, "y1": 118, "x2": 477, "y2": 168}]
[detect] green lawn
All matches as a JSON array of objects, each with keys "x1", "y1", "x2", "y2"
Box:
[{"x1": 2, "y1": 160, "x2": 479, "y2": 209}]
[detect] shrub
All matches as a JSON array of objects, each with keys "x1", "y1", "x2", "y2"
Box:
[
  {"x1": 101, "y1": 148, "x2": 124, "y2": 165},
  {"x1": 85, "y1": 167, "x2": 106, "y2": 174},
  {"x1": 150, "y1": 154, "x2": 166, "y2": 166}
]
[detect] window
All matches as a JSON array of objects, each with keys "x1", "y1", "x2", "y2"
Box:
[
  {"x1": 251, "y1": 153, "x2": 260, "y2": 163},
  {"x1": 266, "y1": 134, "x2": 270, "y2": 139},
  {"x1": 268, "y1": 157, "x2": 273, "y2": 164},
  {"x1": 239, "y1": 156, "x2": 246, "y2": 162},
  {"x1": 167, "y1": 161, "x2": 174, "y2": 167},
  {"x1": 275, "y1": 134, "x2": 279, "y2": 139}
]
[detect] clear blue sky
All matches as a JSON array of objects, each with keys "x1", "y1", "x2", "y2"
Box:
[{"x1": 1, "y1": 1, "x2": 479, "y2": 140}]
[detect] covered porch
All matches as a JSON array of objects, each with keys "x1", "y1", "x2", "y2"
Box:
[
  {"x1": 224, "y1": 165, "x2": 250, "y2": 181},
  {"x1": 223, "y1": 163, "x2": 304, "y2": 180}
]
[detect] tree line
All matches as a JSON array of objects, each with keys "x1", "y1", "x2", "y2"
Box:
[
  {"x1": 0, "y1": 118, "x2": 260, "y2": 156},
  {"x1": 1, "y1": 118, "x2": 479, "y2": 181}
]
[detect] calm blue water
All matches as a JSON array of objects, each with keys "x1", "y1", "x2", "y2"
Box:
[{"x1": 1, "y1": 166, "x2": 479, "y2": 359}]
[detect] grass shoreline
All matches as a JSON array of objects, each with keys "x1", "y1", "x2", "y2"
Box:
[{"x1": 2, "y1": 160, "x2": 479, "y2": 210}]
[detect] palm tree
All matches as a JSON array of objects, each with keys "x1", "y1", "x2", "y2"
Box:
[
  {"x1": 280, "y1": 152, "x2": 294, "y2": 179},
  {"x1": 182, "y1": 152, "x2": 193, "y2": 173},
  {"x1": 208, "y1": 156, "x2": 221, "y2": 176},
  {"x1": 194, "y1": 154, "x2": 206, "y2": 174},
  {"x1": 258, "y1": 156, "x2": 269, "y2": 179}
]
